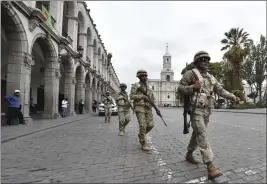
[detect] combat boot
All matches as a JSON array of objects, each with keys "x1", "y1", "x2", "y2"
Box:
[
  {"x1": 119, "y1": 131, "x2": 124, "y2": 136},
  {"x1": 185, "y1": 151, "x2": 201, "y2": 164},
  {"x1": 207, "y1": 162, "x2": 223, "y2": 179},
  {"x1": 141, "y1": 144, "x2": 150, "y2": 151}
]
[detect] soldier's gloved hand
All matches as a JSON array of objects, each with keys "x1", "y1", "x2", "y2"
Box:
[
  {"x1": 232, "y1": 96, "x2": 240, "y2": 103},
  {"x1": 193, "y1": 80, "x2": 202, "y2": 90},
  {"x1": 142, "y1": 95, "x2": 150, "y2": 102}
]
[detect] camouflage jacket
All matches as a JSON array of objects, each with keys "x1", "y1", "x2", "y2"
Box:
[
  {"x1": 130, "y1": 82, "x2": 156, "y2": 112},
  {"x1": 115, "y1": 91, "x2": 130, "y2": 111},
  {"x1": 102, "y1": 96, "x2": 114, "y2": 108},
  {"x1": 178, "y1": 68, "x2": 235, "y2": 110}
]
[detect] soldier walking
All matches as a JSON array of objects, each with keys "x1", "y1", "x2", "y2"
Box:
[
  {"x1": 115, "y1": 83, "x2": 131, "y2": 136},
  {"x1": 178, "y1": 51, "x2": 240, "y2": 179},
  {"x1": 130, "y1": 70, "x2": 161, "y2": 151},
  {"x1": 102, "y1": 91, "x2": 114, "y2": 123}
]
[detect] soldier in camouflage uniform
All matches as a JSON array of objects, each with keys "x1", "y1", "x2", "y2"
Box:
[
  {"x1": 130, "y1": 70, "x2": 160, "y2": 151},
  {"x1": 178, "y1": 51, "x2": 240, "y2": 179},
  {"x1": 102, "y1": 91, "x2": 114, "y2": 123},
  {"x1": 116, "y1": 83, "x2": 131, "y2": 136}
]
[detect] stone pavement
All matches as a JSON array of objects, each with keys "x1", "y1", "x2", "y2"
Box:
[
  {"x1": 1, "y1": 109, "x2": 266, "y2": 183},
  {"x1": 1, "y1": 113, "x2": 94, "y2": 143},
  {"x1": 213, "y1": 108, "x2": 266, "y2": 115}
]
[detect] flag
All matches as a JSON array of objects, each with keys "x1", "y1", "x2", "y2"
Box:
[{"x1": 42, "y1": 5, "x2": 53, "y2": 28}]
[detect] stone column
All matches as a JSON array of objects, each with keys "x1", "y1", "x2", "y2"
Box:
[
  {"x1": 6, "y1": 52, "x2": 33, "y2": 123},
  {"x1": 76, "y1": 81, "x2": 85, "y2": 110},
  {"x1": 78, "y1": 33, "x2": 87, "y2": 61},
  {"x1": 89, "y1": 89, "x2": 92, "y2": 112},
  {"x1": 67, "y1": 17, "x2": 78, "y2": 50},
  {"x1": 85, "y1": 84, "x2": 91, "y2": 113},
  {"x1": 64, "y1": 76, "x2": 76, "y2": 116},
  {"x1": 43, "y1": 60, "x2": 60, "y2": 119}
]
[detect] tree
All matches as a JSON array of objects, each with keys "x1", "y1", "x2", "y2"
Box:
[
  {"x1": 221, "y1": 27, "x2": 253, "y2": 91},
  {"x1": 252, "y1": 35, "x2": 267, "y2": 105},
  {"x1": 243, "y1": 35, "x2": 267, "y2": 105}
]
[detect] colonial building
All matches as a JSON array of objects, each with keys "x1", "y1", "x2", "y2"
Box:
[
  {"x1": 147, "y1": 44, "x2": 179, "y2": 106},
  {"x1": 1, "y1": 1, "x2": 120, "y2": 123}
]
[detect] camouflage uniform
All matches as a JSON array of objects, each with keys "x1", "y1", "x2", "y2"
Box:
[
  {"x1": 130, "y1": 70, "x2": 155, "y2": 150},
  {"x1": 178, "y1": 51, "x2": 237, "y2": 179},
  {"x1": 116, "y1": 83, "x2": 131, "y2": 135},
  {"x1": 102, "y1": 91, "x2": 114, "y2": 123}
]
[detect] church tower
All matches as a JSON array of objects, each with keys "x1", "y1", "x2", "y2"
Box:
[{"x1": 160, "y1": 43, "x2": 174, "y2": 82}]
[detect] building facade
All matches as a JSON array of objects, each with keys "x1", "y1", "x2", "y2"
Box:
[
  {"x1": 147, "y1": 44, "x2": 179, "y2": 106},
  {"x1": 1, "y1": 1, "x2": 120, "y2": 122}
]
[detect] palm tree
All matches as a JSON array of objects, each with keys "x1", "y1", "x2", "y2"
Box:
[{"x1": 221, "y1": 27, "x2": 253, "y2": 91}]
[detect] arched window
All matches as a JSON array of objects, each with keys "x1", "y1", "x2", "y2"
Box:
[{"x1": 166, "y1": 75, "x2": 170, "y2": 82}]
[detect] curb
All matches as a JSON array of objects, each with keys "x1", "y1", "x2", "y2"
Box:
[
  {"x1": 2, "y1": 115, "x2": 94, "y2": 144},
  {"x1": 213, "y1": 110, "x2": 266, "y2": 115}
]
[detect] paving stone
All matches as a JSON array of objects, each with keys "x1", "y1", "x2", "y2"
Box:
[{"x1": 1, "y1": 109, "x2": 265, "y2": 183}]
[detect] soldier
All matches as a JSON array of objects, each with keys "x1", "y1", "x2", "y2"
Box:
[
  {"x1": 130, "y1": 70, "x2": 161, "y2": 151},
  {"x1": 115, "y1": 83, "x2": 131, "y2": 136},
  {"x1": 178, "y1": 51, "x2": 240, "y2": 179},
  {"x1": 102, "y1": 91, "x2": 114, "y2": 123}
]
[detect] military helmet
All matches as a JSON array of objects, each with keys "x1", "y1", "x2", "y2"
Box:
[
  {"x1": 136, "y1": 69, "x2": 148, "y2": 77},
  {"x1": 120, "y1": 83, "x2": 127, "y2": 88},
  {"x1": 193, "y1": 51, "x2": 211, "y2": 65}
]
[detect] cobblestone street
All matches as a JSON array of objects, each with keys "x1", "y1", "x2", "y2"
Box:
[{"x1": 1, "y1": 109, "x2": 266, "y2": 183}]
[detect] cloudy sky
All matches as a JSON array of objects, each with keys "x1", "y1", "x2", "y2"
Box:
[{"x1": 85, "y1": 1, "x2": 266, "y2": 92}]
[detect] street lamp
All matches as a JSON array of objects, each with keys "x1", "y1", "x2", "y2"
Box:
[{"x1": 77, "y1": 46, "x2": 84, "y2": 58}]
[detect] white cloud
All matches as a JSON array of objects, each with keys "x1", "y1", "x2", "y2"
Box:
[{"x1": 85, "y1": 1, "x2": 266, "y2": 92}]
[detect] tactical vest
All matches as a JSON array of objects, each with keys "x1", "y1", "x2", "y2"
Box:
[{"x1": 191, "y1": 68, "x2": 216, "y2": 109}]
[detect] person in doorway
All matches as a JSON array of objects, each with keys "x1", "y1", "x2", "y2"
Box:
[
  {"x1": 61, "y1": 98, "x2": 68, "y2": 117},
  {"x1": 92, "y1": 100, "x2": 97, "y2": 113},
  {"x1": 5, "y1": 90, "x2": 25, "y2": 125},
  {"x1": 79, "y1": 99, "x2": 84, "y2": 114}
]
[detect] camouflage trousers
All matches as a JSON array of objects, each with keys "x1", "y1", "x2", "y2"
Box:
[
  {"x1": 118, "y1": 109, "x2": 131, "y2": 132},
  {"x1": 105, "y1": 107, "x2": 112, "y2": 120},
  {"x1": 136, "y1": 111, "x2": 154, "y2": 146},
  {"x1": 187, "y1": 110, "x2": 214, "y2": 164}
]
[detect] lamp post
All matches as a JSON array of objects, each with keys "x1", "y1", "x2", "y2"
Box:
[{"x1": 77, "y1": 46, "x2": 84, "y2": 58}]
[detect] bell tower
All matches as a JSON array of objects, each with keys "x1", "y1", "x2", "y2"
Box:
[{"x1": 160, "y1": 43, "x2": 174, "y2": 81}]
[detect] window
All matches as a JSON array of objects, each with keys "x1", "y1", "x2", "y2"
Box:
[{"x1": 166, "y1": 75, "x2": 170, "y2": 82}]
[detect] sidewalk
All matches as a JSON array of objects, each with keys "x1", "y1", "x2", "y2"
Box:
[
  {"x1": 1, "y1": 113, "x2": 95, "y2": 143},
  {"x1": 213, "y1": 108, "x2": 266, "y2": 115}
]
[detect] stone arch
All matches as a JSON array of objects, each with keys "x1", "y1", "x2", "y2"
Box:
[
  {"x1": 93, "y1": 39, "x2": 97, "y2": 53},
  {"x1": 102, "y1": 54, "x2": 104, "y2": 65},
  {"x1": 91, "y1": 77, "x2": 97, "y2": 102},
  {"x1": 30, "y1": 32, "x2": 59, "y2": 119},
  {"x1": 74, "y1": 64, "x2": 85, "y2": 113},
  {"x1": 58, "y1": 52, "x2": 74, "y2": 116},
  {"x1": 87, "y1": 27, "x2": 92, "y2": 45},
  {"x1": 77, "y1": 11, "x2": 85, "y2": 49},
  {"x1": 84, "y1": 72, "x2": 91, "y2": 112},
  {"x1": 86, "y1": 27, "x2": 92, "y2": 61},
  {"x1": 1, "y1": 2, "x2": 29, "y2": 121},
  {"x1": 62, "y1": 1, "x2": 76, "y2": 37},
  {"x1": 30, "y1": 33, "x2": 57, "y2": 59}
]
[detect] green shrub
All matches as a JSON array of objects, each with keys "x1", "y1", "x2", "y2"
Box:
[{"x1": 232, "y1": 89, "x2": 244, "y2": 101}]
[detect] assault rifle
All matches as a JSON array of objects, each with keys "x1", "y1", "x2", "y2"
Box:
[
  {"x1": 183, "y1": 91, "x2": 199, "y2": 134},
  {"x1": 137, "y1": 86, "x2": 167, "y2": 127},
  {"x1": 119, "y1": 92, "x2": 135, "y2": 114}
]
